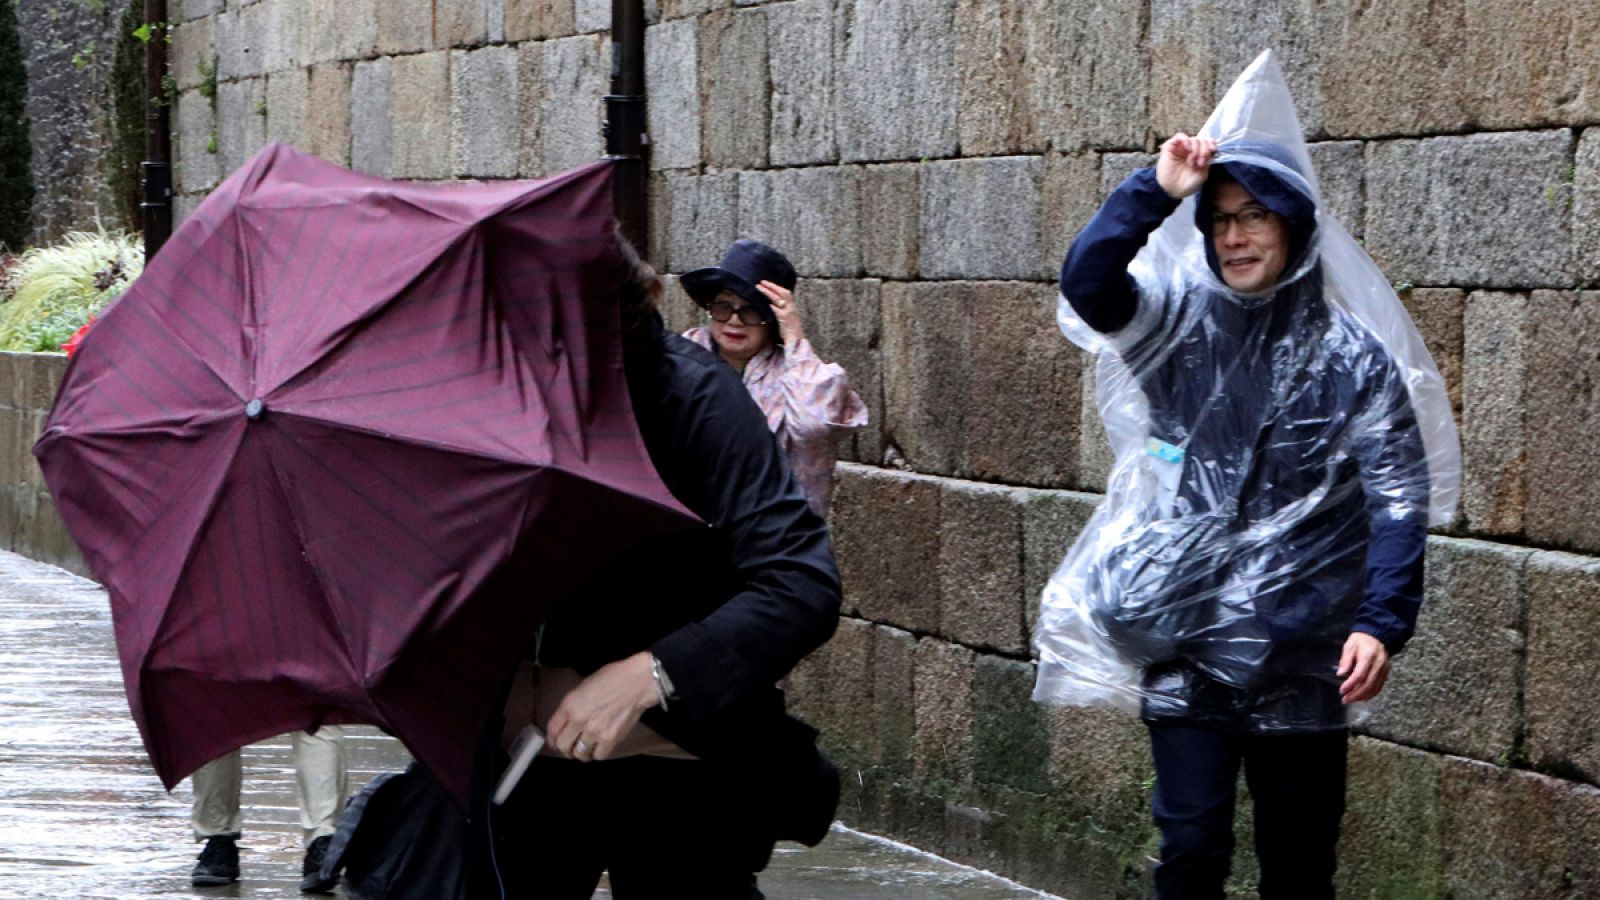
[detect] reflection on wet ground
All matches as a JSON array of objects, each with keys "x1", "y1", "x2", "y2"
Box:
[{"x1": 0, "y1": 550, "x2": 1060, "y2": 899}]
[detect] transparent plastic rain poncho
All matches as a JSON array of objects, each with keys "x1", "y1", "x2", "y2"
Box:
[{"x1": 1033, "y1": 52, "x2": 1461, "y2": 732}]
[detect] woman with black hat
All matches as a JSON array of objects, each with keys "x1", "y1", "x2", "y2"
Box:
[{"x1": 680, "y1": 240, "x2": 868, "y2": 517}]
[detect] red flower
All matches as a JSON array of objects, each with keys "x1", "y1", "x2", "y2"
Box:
[{"x1": 61, "y1": 316, "x2": 94, "y2": 357}]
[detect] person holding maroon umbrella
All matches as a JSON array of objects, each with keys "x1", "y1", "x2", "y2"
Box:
[{"x1": 489, "y1": 237, "x2": 843, "y2": 899}]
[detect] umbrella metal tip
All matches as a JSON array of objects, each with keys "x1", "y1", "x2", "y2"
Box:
[{"x1": 245, "y1": 399, "x2": 266, "y2": 420}]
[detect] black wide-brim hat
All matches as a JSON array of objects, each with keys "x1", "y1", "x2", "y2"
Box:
[{"x1": 680, "y1": 239, "x2": 798, "y2": 331}]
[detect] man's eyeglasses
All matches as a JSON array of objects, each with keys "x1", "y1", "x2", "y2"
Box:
[
  {"x1": 707, "y1": 301, "x2": 767, "y2": 326},
  {"x1": 1210, "y1": 206, "x2": 1274, "y2": 235}
]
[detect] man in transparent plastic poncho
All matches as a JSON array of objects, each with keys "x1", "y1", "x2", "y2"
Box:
[{"x1": 1034, "y1": 53, "x2": 1459, "y2": 899}]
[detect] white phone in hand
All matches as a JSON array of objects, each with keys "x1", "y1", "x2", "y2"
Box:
[{"x1": 493, "y1": 724, "x2": 547, "y2": 806}]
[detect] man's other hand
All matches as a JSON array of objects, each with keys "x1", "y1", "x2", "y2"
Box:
[
  {"x1": 1338, "y1": 632, "x2": 1392, "y2": 704},
  {"x1": 1156, "y1": 132, "x2": 1217, "y2": 200}
]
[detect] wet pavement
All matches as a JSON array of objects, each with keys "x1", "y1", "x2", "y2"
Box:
[{"x1": 0, "y1": 550, "x2": 1060, "y2": 900}]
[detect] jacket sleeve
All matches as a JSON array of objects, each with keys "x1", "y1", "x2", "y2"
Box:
[
  {"x1": 771, "y1": 338, "x2": 869, "y2": 445},
  {"x1": 648, "y1": 363, "x2": 843, "y2": 722},
  {"x1": 1059, "y1": 167, "x2": 1181, "y2": 334},
  {"x1": 1348, "y1": 352, "x2": 1431, "y2": 653}
]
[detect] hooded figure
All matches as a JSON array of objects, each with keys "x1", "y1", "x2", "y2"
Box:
[{"x1": 1034, "y1": 52, "x2": 1459, "y2": 898}]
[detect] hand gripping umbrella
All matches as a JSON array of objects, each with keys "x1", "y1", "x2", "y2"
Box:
[{"x1": 34, "y1": 144, "x2": 697, "y2": 801}]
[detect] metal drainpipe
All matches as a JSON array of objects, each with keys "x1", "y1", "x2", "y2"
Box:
[
  {"x1": 605, "y1": 0, "x2": 648, "y2": 254},
  {"x1": 142, "y1": 0, "x2": 172, "y2": 261}
]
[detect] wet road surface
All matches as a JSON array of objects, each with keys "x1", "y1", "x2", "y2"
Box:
[{"x1": 0, "y1": 550, "x2": 1060, "y2": 899}]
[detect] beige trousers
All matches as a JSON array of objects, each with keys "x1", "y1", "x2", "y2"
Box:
[{"x1": 190, "y1": 727, "x2": 348, "y2": 846}]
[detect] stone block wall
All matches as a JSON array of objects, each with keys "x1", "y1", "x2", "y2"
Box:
[
  {"x1": 0, "y1": 353, "x2": 84, "y2": 578},
  {"x1": 29, "y1": 0, "x2": 1588, "y2": 896}
]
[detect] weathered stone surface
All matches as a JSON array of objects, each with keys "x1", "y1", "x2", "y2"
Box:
[
  {"x1": 573, "y1": 0, "x2": 610, "y2": 33},
  {"x1": 1035, "y1": 703, "x2": 1155, "y2": 899},
  {"x1": 1307, "y1": 140, "x2": 1364, "y2": 238},
  {"x1": 538, "y1": 35, "x2": 610, "y2": 175},
  {"x1": 973, "y1": 657, "x2": 1049, "y2": 793},
  {"x1": 831, "y1": 464, "x2": 942, "y2": 634},
  {"x1": 1578, "y1": 129, "x2": 1599, "y2": 286},
  {"x1": 881, "y1": 282, "x2": 969, "y2": 476},
  {"x1": 912, "y1": 637, "x2": 976, "y2": 784},
  {"x1": 656, "y1": 0, "x2": 732, "y2": 19},
  {"x1": 257, "y1": 0, "x2": 306, "y2": 73},
  {"x1": 376, "y1": 0, "x2": 433, "y2": 55},
  {"x1": 1076, "y1": 358, "x2": 1114, "y2": 491},
  {"x1": 952, "y1": 1, "x2": 1036, "y2": 157},
  {"x1": 767, "y1": 0, "x2": 835, "y2": 166},
  {"x1": 1149, "y1": 0, "x2": 1332, "y2": 140},
  {"x1": 175, "y1": 89, "x2": 222, "y2": 194},
  {"x1": 1525, "y1": 550, "x2": 1600, "y2": 782},
  {"x1": 437, "y1": 0, "x2": 490, "y2": 47},
  {"x1": 217, "y1": 77, "x2": 268, "y2": 175},
  {"x1": 969, "y1": 283, "x2": 1080, "y2": 487},
  {"x1": 872, "y1": 624, "x2": 917, "y2": 769},
  {"x1": 1439, "y1": 755, "x2": 1600, "y2": 898},
  {"x1": 305, "y1": 0, "x2": 376, "y2": 63},
  {"x1": 1338, "y1": 737, "x2": 1445, "y2": 898},
  {"x1": 1099, "y1": 152, "x2": 1156, "y2": 197},
  {"x1": 1365, "y1": 132, "x2": 1575, "y2": 289},
  {"x1": 836, "y1": 0, "x2": 957, "y2": 164},
  {"x1": 173, "y1": 193, "x2": 202, "y2": 228},
  {"x1": 263, "y1": 67, "x2": 309, "y2": 149},
  {"x1": 663, "y1": 172, "x2": 738, "y2": 272},
  {"x1": 1399, "y1": 287, "x2": 1464, "y2": 419},
  {"x1": 643, "y1": 20, "x2": 699, "y2": 171},
  {"x1": 388, "y1": 52, "x2": 452, "y2": 180},
  {"x1": 1028, "y1": 0, "x2": 1150, "y2": 153},
  {"x1": 506, "y1": 0, "x2": 576, "y2": 40},
  {"x1": 738, "y1": 168, "x2": 860, "y2": 277},
  {"x1": 214, "y1": 10, "x2": 259, "y2": 81},
  {"x1": 1020, "y1": 489, "x2": 1099, "y2": 637},
  {"x1": 304, "y1": 62, "x2": 352, "y2": 166},
  {"x1": 656, "y1": 275, "x2": 700, "y2": 335},
  {"x1": 514, "y1": 42, "x2": 544, "y2": 177},
  {"x1": 1041, "y1": 152, "x2": 1100, "y2": 277},
  {"x1": 350, "y1": 58, "x2": 392, "y2": 176},
  {"x1": 937, "y1": 482, "x2": 1026, "y2": 654},
  {"x1": 920, "y1": 156, "x2": 1045, "y2": 281},
  {"x1": 179, "y1": 0, "x2": 226, "y2": 21},
  {"x1": 172, "y1": 18, "x2": 215, "y2": 92},
  {"x1": 1320, "y1": 0, "x2": 1598, "y2": 137},
  {"x1": 699, "y1": 8, "x2": 768, "y2": 170},
  {"x1": 451, "y1": 46, "x2": 519, "y2": 178},
  {"x1": 859, "y1": 164, "x2": 919, "y2": 279},
  {"x1": 1524, "y1": 292, "x2": 1600, "y2": 551},
  {"x1": 1361, "y1": 538, "x2": 1528, "y2": 762},
  {"x1": 882, "y1": 281, "x2": 1079, "y2": 486},
  {"x1": 795, "y1": 278, "x2": 883, "y2": 466},
  {"x1": 817, "y1": 617, "x2": 878, "y2": 759},
  {"x1": 1462, "y1": 291, "x2": 1528, "y2": 535}
]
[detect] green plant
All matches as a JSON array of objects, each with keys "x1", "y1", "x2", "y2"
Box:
[
  {"x1": 0, "y1": 231, "x2": 143, "y2": 353},
  {"x1": 197, "y1": 55, "x2": 218, "y2": 99}
]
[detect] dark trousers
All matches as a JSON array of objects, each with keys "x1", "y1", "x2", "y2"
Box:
[
  {"x1": 1147, "y1": 722, "x2": 1348, "y2": 900},
  {"x1": 489, "y1": 756, "x2": 769, "y2": 900}
]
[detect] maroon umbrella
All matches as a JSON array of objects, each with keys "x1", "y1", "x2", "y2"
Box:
[{"x1": 33, "y1": 144, "x2": 696, "y2": 801}]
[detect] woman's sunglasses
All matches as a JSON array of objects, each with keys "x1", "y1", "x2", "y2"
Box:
[{"x1": 707, "y1": 301, "x2": 767, "y2": 326}]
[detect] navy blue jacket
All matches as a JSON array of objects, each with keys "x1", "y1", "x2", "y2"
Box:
[{"x1": 1062, "y1": 167, "x2": 1428, "y2": 724}]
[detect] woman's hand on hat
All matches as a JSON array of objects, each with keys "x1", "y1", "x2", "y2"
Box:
[
  {"x1": 546, "y1": 651, "x2": 659, "y2": 762},
  {"x1": 1156, "y1": 132, "x2": 1216, "y2": 200},
  {"x1": 759, "y1": 280, "x2": 804, "y2": 350}
]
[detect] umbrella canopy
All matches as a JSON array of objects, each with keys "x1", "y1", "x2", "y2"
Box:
[{"x1": 34, "y1": 144, "x2": 697, "y2": 801}]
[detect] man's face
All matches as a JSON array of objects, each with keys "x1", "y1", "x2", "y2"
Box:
[{"x1": 1210, "y1": 180, "x2": 1291, "y2": 294}]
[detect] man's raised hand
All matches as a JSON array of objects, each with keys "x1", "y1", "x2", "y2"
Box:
[{"x1": 1156, "y1": 133, "x2": 1217, "y2": 200}]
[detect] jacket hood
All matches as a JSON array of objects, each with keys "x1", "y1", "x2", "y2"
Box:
[{"x1": 1196, "y1": 140, "x2": 1320, "y2": 296}]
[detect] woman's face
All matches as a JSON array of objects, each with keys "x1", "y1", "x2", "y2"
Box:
[{"x1": 707, "y1": 290, "x2": 772, "y2": 367}]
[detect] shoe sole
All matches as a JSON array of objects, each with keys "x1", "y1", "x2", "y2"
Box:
[{"x1": 191, "y1": 875, "x2": 239, "y2": 887}]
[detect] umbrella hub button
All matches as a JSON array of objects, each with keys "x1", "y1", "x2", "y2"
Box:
[{"x1": 245, "y1": 399, "x2": 266, "y2": 420}]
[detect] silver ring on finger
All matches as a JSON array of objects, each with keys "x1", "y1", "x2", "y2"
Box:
[{"x1": 573, "y1": 738, "x2": 592, "y2": 757}]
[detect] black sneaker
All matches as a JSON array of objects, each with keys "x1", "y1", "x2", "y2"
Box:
[
  {"x1": 191, "y1": 834, "x2": 240, "y2": 887},
  {"x1": 300, "y1": 834, "x2": 338, "y2": 893}
]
